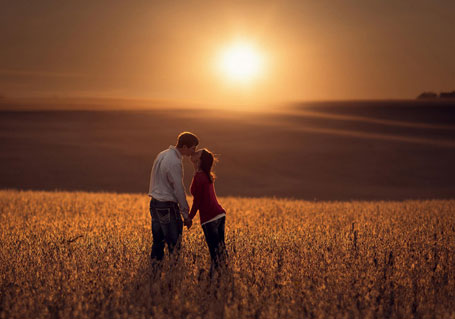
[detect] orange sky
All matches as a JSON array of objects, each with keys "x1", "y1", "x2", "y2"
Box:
[{"x1": 0, "y1": 0, "x2": 454, "y2": 104}]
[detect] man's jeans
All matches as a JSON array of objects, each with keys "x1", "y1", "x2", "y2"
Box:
[
  {"x1": 202, "y1": 216, "x2": 227, "y2": 272},
  {"x1": 150, "y1": 199, "x2": 183, "y2": 261}
]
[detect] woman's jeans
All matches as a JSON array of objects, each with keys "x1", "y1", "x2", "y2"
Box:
[
  {"x1": 202, "y1": 216, "x2": 227, "y2": 271},
  {"x1": 149, "y1": 198, "x2": 183, "y2": 261}
]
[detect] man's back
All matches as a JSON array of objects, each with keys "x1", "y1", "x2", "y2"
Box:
[
  {"x1": 148, "y1": 146, "x2": 180, "y2": 201},
  {"x1": 148, "y1": 132, "x2": 198, "y2": 261}
]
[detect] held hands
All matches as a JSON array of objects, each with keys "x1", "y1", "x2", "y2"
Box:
[{"x1": 184, "y1": 218, "x2": 192, "y2": 229}]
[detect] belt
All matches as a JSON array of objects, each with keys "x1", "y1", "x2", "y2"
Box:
[{"x1": 151, "y1": 198, "x2": 177, "y2": 206}]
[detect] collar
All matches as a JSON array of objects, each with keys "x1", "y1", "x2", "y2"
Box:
[{"x1": 169, "y1": 145, "x2": 182, "y2": 159}]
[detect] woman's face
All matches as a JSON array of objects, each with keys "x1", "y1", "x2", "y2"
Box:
[{"x1": 190, "y1": 150, "x2": 202, "y2": 167}]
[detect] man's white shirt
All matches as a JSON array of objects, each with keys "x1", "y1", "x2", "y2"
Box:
[{"x1": 148, "y1": 145, "x2": 189, "y2": 219}]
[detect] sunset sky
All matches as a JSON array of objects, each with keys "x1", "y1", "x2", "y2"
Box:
[{"x1": 1, "y1": 0, "x2": 454, "y2": 104}]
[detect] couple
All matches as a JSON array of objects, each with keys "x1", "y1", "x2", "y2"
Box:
[{"x1": 148, "y1": 132, "x2": 227, "y2": 273}]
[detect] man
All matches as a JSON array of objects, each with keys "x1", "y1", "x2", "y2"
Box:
[{"x1": 148, "y1": 132, "x2": 198, "y2": 261}]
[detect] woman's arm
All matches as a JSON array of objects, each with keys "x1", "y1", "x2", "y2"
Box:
[{"x1": 189, "y1": 174, "x2": 203, "y2": 220}]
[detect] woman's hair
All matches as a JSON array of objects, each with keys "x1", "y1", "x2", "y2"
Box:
[{"x1": 199, "y1": 149, "x2": 216, "y2": 183}]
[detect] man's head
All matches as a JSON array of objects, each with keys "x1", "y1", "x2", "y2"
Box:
[{"x1": 176, "y1": 131, "x2": 199, "y2": 156}]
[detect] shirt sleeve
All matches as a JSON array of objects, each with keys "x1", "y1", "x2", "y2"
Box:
[
  {"x1": 167, "y1": 161, "x2": 189, "y2": 219},
  {"x1": 189, "y1": 175, "x2": 202, "y2": 220}
]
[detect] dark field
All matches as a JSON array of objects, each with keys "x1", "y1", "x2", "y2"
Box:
[{"x1": 1, "y1": 100, "x2": 454, "y2": 200}]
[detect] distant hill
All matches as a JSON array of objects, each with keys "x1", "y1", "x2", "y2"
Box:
[
  {"x1": 440, "y1": 91, "x2": 455, "y2": 98},
  {"x1": 1, "y1": 100, "x2": 455, "y2": 201},
  {"x1": 417, "y1": 91, "x2": 455, "y2": 99}
]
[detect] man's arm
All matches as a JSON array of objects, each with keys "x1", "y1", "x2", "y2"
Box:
[{"x1": 167, "y1": 162, "x2": 190, "y2": 220}]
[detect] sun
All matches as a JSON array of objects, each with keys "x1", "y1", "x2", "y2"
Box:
[{"x1": 216, "y1": 41, "x2": 264, "y2": 85}]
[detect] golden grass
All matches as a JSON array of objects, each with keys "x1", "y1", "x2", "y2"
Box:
[{"x1": 1, "y1": 190, "x2": 454, "y2": 318}]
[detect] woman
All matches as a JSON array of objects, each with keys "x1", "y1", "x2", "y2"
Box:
[{"x1": 189, "y1": 148, "x2": 227, "y2": 273}]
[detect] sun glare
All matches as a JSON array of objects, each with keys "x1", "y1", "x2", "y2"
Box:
[{"x1": 216, "y1": 41, "x2": 264, "y2": 85}]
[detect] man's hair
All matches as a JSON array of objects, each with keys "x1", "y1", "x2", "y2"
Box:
[{"x1": 176, "y1": 132, "x2": 199, "y2": 148}]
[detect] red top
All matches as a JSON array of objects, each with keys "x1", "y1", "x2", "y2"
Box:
[{"x1": 189, "y1": 171, "x2": 225, "y2": 224}]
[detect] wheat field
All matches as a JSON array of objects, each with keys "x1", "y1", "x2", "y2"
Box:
[{"x1": 0, "y1": 190, "x2": 454, "y2": 318}]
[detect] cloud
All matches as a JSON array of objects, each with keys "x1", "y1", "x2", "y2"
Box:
[{"x1": 0, "y1": 69, "x2": 86, "y2": 78}]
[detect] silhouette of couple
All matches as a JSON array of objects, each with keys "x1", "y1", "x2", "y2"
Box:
[{"x1": 148, "y1": 132, "x2": 227, "y2": 274}]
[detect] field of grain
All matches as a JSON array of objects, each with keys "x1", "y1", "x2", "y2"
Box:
[{"x1": 1, "y1": 190, "x2": 454, "y2": 318}]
